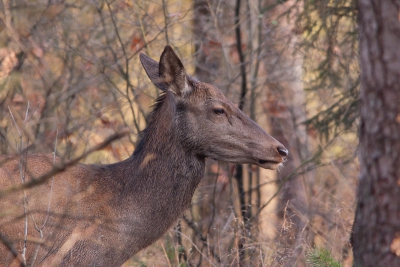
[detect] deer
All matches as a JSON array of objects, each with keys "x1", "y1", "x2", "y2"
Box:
[{"x1": 0, "y1": 45, "x2": 288, "y2": 266}]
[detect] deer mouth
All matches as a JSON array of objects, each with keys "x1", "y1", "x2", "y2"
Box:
[{"x1": 258, "y1": 159, "x2": 281, "y2": 165}]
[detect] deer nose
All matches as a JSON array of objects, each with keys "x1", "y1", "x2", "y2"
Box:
[{"x1": 277, "y1": 146, "x2": 289, "y2": 159}]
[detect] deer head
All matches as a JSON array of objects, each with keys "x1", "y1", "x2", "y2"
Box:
[{"x1": 140, "y1": 46, "x2": 288, "y2": 170}]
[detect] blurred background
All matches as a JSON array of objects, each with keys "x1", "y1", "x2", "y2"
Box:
[{"x1": 0, "y1": 0, "x2": 359, "y2": 266}]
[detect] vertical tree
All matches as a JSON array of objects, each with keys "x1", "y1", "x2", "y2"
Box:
[
  {"x1": 193, "y1": 0, "x2": 214, "y2": 83},
  {"x1": 352, "y1": 0, "x2": 400, "y2": 266},
  {"x1": 259, "y1": 2, "x2": 314, "y2": 265}
]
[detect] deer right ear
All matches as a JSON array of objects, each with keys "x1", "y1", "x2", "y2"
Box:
[
  {"x1": 159, "y1": 45, "x2": 191, "y2": 97},
  {"x1": 140, "y1": 53, "x2": 168, "y2": 91}
]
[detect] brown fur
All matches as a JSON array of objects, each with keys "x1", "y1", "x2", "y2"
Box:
[{"x1": 0, "y1": 46, "x2": 287, "y2": 266}]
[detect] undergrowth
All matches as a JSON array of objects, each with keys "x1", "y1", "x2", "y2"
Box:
[{"x1": 306, "y1": 248, "x2": 343, "y2": 267}]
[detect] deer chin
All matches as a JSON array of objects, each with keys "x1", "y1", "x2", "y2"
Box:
[{"x1": 257, "y1": 159, "x2": 284, "y2": 170}]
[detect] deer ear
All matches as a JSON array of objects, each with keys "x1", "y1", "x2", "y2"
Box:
[
  {"x1": 140, "y1": 53, "x2": 168, "y2": 91},
  {"x1": 159, "y1": 45, "x2": 190, "y2": 97}
]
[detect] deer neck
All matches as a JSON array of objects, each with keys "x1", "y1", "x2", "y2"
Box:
[{"x1": 105, "y1": 93, "x2": 205, "y2": 221}]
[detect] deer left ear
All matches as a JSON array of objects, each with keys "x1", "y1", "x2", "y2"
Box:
[
  {"x1": 140, "y1": 53, "x2": 168, "y2": 91},
  {"x1": 159, "y1": 45, "x2": 191, "y2": 97}
]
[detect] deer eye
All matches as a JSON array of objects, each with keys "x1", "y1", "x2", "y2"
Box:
[{"x1": 213, "y1": 108, "x2": 225, "y2": 115}]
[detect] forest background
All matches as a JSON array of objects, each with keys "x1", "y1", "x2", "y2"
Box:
[{"x1": 0, "y1": 0, "x2": 360, "y2": 266}]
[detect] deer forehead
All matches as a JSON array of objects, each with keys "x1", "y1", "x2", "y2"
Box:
[{"x1": 189, "y1": 81, "x2": 232, "y2": 105}]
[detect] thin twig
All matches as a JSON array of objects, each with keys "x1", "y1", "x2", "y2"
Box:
[
  {"x1": 174, "y1": 229, "x2": 218, "y2": 267},
  {"x1": 160, "y1": 241, "x2": 173, "y2": 267},
  {"x1": 8, "y1": 106, "x2": 21, "y2": 137},
  {"x1": 0, "y1": 232, "x2": 27, "y2": 267},
  {"x1": 162, "y1": 0, "x2": 170, "y2": 45},
  {"x1": 251, "y1": 141, "x2": 330, "y2": 221},
  {"x1": 29, "y1": 128, "x2": 59, "y2": 267},
  {"x1": 182, "y1": 215, "x2": 221, "y2": 263}
]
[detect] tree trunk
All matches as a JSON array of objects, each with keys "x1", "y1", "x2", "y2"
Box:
[
  {"x1": 193, "y1": 0, "x2": 216, "y2": 84},
  {"x1": 263, "y1": 1, "x2": 313, "y2": 266},
  {"x1": 352, "y1": 1, "x2": 400, "y2": 266}
]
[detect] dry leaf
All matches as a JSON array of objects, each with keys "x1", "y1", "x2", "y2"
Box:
[{"x1": 390, "y1": 236, "x2": 400, "y2": 256}]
